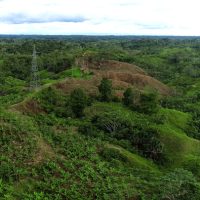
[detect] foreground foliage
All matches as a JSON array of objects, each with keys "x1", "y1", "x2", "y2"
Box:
[{"x1": 1, "y1": 36, "x2": 200, "y2": 199}]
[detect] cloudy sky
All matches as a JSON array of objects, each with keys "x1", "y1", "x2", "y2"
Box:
[{"x1": 0, "y1": 0, "x2": 199, "y2": 35}]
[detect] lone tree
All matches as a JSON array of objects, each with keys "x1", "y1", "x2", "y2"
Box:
[
  {"x1": 98, "y1": 78, "x2": 112, "y2": 102},
  {"x1": 123, "y1": 88, "x2": 134, "y2": 107},
  {"x1": 70, "y1": 88, "x2": 87, "y2": 117}
]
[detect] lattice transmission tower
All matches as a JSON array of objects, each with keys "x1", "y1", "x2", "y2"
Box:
[{"x1": 30, "y1": 45, "x2": 40, "y2": 90}]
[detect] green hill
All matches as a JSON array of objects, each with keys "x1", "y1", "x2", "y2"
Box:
[
  {"x1": 1, "y1": 37, "x2": 200, "y2": 200},
  {"x1": 1, "y1": 83, "x2": 200, "y2": 199}
]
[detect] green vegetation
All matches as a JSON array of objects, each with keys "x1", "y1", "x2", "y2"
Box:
[
  {"x1": 122, "y1": 87, "x2": 134, "y2": 107},
  {"x1": 98, "y1": 78, "x2": 112, "y2": 102},
  {"x1": 158, "y1": 168, "x2": 200, "y2": 200},
  {"x1": 138, "y1": 91, "x2": 159, "y2": 114},
  {"x1": 70, "y1": 88, "x2": 88, "y2": 117},
  {"x1": 1, "y1": 36, "x2": 200, "y2": 199}
]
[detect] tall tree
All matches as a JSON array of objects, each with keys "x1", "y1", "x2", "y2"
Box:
[
  {"x1": 98, "y1": 78, "x2": 112, "y2": 102},
  {"x1": 70, "y1": 88, "x2": 87, "y2": 117},
  {"x1": 123, "y1": 88, "x2": 134, "y2": 107},
  {"x1": 138, "y1": 92, "x2": 158, "y2": 114}
]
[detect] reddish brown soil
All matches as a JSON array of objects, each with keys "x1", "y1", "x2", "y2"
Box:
[
  {"x1": 56, "y1": 60, "x2": 171, "y2": 96},
  {"x1": 14, "y1": 60, "x2": 171, "y2": 114},
  {"x1": 15, "y1": 99, "x2": 44, "y2": 115},
  {"x1": 91, "y1": 60, "x2": 147, "y2": 75}
]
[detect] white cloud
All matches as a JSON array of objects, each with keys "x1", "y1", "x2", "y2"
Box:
[{"x1": 0, "y1": 0, "x2": 200, "y2": 35}]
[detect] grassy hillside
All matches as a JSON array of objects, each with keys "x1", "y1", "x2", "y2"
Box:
[
  {"x1": 2, "y1": 86, "x2": 200, "y2": 199},
  {"x1": 1, "y1": 37, "x2": 200, "y2": 199},
  {"x1": 1, "y1": 97, "x2": 200, "y2": 199}
]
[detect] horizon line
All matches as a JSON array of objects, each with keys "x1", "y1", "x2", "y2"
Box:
[{"x1": 1, "y1": 34, "x2": 200, "y2": 37}]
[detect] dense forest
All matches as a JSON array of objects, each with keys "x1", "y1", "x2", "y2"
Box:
[{"x1": 1, "y1": 35, "x2": 200, "y2": 199}]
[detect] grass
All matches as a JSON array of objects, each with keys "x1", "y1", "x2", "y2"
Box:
[
  {"x1": 157, "y1": 108, "x2": 200, "y2": 168},
  {"x1": 159, "y1": 108, "x2": 191, "y2": 131},
  {"x1": 105, "y1": 143, "x2": 159, "y2": 172},
  {"x1": 85, "y1": 102, "x2": 143, "y2": 122},
  {"x1": 56, "y1": 67, "x2": 92, "y2": 79}
]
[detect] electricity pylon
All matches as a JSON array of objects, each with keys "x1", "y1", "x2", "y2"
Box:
[{"x1": 30, "y1": 45, "x2": 40, "y2": 90}]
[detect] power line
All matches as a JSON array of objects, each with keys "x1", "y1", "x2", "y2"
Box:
[{"x1": 30, "y1": 45, "x2": 40, "y2": 90}]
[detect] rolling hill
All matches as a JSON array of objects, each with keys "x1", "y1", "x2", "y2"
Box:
[{"x1": 1, "y1": 59, "x2": 199, "y2": 199}]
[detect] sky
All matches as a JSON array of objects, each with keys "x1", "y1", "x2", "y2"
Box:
[{"x1": 0, "y1": 0, "x2": 200, "y2": 35}]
